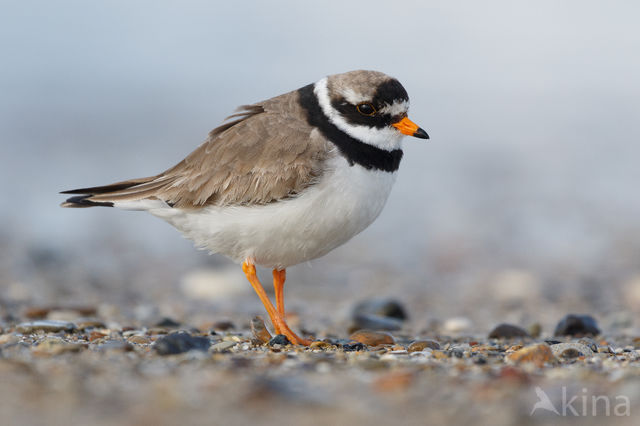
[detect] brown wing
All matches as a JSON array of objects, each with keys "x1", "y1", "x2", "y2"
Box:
[{"x1": 62, "y1": 90, "x2": 332, "y2": 209}]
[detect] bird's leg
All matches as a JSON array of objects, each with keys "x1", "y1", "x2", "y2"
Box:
[
  {"x1": 241, "y1": 261, "x2": 312, "y2": 345},
  {"x1": 242, "y1": 261, "x2": 282, "y2": 335},
  {"x1": 273, "y1": 268, "x2": 286, "y2": 318},
  {"x1": 271, "y1": 267, "x2": 312, "y2": 346}
]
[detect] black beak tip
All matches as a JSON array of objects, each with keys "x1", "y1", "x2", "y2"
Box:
[{"x1": 413, "y1": 127, "x2": 429, "y2": 139}]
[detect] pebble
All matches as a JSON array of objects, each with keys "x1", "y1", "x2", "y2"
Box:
[
  {"x1": 351, "y1": 298, "x2": 407, "y2": 331},
  {"x1": 550, "y1": 342, "x2": 595, "y2": 359},
  {"x1": 250, "y1": 316, "x2": 272, "y2": 345},
  {"x1": 352, "y1": 298, "x2": 408, "y2": 320},
  {"x1": 268, "y1": 335, "x2": 290, "y2": 346},
  {"x1": 127, "y1": 335, "x2": 152, "y2": 345},
  {"x1": 212, "y1": 320, "x2": 235, "y2": 331},
  {"x1": 153, "y1": 332, "x2": 211, "y2": 355},
  {"x1": 408, "y1": 340, "x2": 440, "y2": 352},
  {"x1": 488, "y1": 323, "x2": 530, "y2": 339},
  {"x1": 554, "y1": 314, "x2": 600, "y2": 337},
  {"x1": 350, "y1": 314, "x2": 403, "y2": 332},
  {"x1": 23, "y1": 305, "x2": 96, "y2": 320},
  {"x1": 309, "y1": 341, "x2": 332, "y2": 350},
  {"x1": 32, "y1": 337, "x2": 86, "y2": 355},
  {"x1": 16, "y1": 320, "x2": 76, "y2": 334},
  {"x1": 155, "y1": 317, "x2": 181, "y2": 328},
  {"x1": 442, "y1": 317, "x2": 473, "y2": 334},
  {"x1": 349, "y1": 330, "x2": 395, "y2": 346},
  {"x1": 97, "y1": 341, "x2": 134, "y2": 352},
  {"x1": 210, "y1": 341, "x2": 238, "y2": 353},
  {"x1": 75, "y1": 318, "x2": 107, "y2": 330},
  {"x1": 342, "y1": 342, "x2": 367, "y2": 352},
  {"x1": 505, "y1": 343, "x2": 556, "y2": 367}
]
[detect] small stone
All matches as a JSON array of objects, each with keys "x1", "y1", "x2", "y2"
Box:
[
  {"x1": 353, "y1": 298, "x2": 408, "y2": 320},
  {"x1": 211, "y1": 340, "x2": 238, "y2": 352},
  {"x1": 153, "y1": 332, "x2": 211, "y2": 355},
  {"x1": 442, "y1": 317, "x2": 473, "y2": 334},
  {"x1": 550, "y1": 342, "x2": 594, "y2": 359},
  {"x1": 268, "y1": 335, "x2": 290, "y2": 346},
  {"x1": 127, "y1": 335, "x2": 151, "y2": 345},
  {"x1": 32, "y1": 337, "x2": 86, "y2": 355},
  {"x1": 250, "y1": 316, "x2": 272, "y2": 345},
  {"x1": 212, "y1": 320, "x2": 235, "y2": 331},
  {"x1": 349, "y1": 330, "x2": 395, "y2": 346},
  {"x1": 350, "y1": 314, "x2": 403, "y2": 332},
  {"x1": 24, "y1": 305, "x2": 96, "y2": 319},
  {"x1": 75, "y1": 318, "x2": 107, "y2": 330},
  {"x1": 407, "y1": 340, "x2": 440, "y2": 352},
  {"x1": 155, "y1": 317, "x2": 181, "y2": 328},
  {"x1": 97, "y1": 340, "x2": 134, "y2": 351},
  {"x1": 342, "y1": 342, "x2": 366, "y2": 352},
  {"x1": 488, "y1": 323, "x2": 530, "y2": 339},
  {"x1": 16, "y1": 320, "x2": 76, "y2": 334},
  {"x1": 554, "y1": 314, "x2": 600, "y2": 337},
  {"x1": 309, "y1": 341, "x2": 332, "y2": 350},
  {"x1": 89, "y1": 330, "x2": 108, "y2": 342},
  {"x1": 505, "y1": 343, "x2": 556, "y2": 367}
]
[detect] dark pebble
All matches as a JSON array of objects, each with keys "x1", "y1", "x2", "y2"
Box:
[
  {"x1": 155, "y1": 317, "x2": 181, "y2": 328},
  {"x1": 342, "y1": 342, "x2": 367, "y2": 352},
  {"x1": 554, "y1": 314, "x2": 600, "y2": 337},
  {"x1": 154, "y1": 332, "x2": 211, "y2": 355},
  {"x1": 212, "y1": 320, "x2": 235, "y2": 331},
  {"x1": 545, "y1": 339, "x2": 563, "y2": 345},
  {"x1": 351, "y1": 314, "x2": 404, "y2": 332},
  {"x1": 488, "y1": 323, "x2": 530, "y2": 339},
  {"x1": 268, "y1": 334, "x2": 290, "y2": 346},
  {"x1": 474, "y1": 356, "x2": 488, "y2": 365},
  {"x1": 353, "y1": 299, "x2": 408, "y2": 320}
]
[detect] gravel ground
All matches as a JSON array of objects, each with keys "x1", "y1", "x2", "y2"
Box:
[{"x1": 2, "y1": 239, "x2": 640, "y2": 426}]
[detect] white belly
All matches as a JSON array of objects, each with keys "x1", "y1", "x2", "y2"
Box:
[{"x1": 149, "y1": 156, "x2": 397, "y2": 269}]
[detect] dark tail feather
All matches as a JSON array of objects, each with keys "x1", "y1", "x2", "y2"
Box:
[
  {"x1": 60, "y1": 176, "x2": 157, "y2": 208},
  {"x1": 60, "y1": 195, "x2": 114, "y2": 208}
]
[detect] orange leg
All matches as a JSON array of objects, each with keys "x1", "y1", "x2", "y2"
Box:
[
  {"x1": 242, "y1": 261, "x2": 311, "y2": 346},
  {"x1": 273, "y1": 269, "x2": 286, "y2": 318}
]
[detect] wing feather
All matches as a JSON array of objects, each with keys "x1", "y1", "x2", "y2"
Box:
[{"x1": 61, "y1": 90, "x2": 331, "y2": 209}]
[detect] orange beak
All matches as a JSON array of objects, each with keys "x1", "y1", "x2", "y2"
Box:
[{"x1": 392, "y1": 116, "x2": 429, "y2": 139}]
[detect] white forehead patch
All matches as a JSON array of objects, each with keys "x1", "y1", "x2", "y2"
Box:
[
  {"x1": 314, "y1": 77, "x2": 405, "y2": 152},
  {"x1": 340, "y1": 87, "x2": 368, "y2": 104},
  {"x1": 379, "y1": 100, "x2": 410, "y2": 117}
]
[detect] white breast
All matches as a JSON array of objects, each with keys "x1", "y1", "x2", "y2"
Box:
[{"x1": 149, "y1": 155, "x2": 398, "y2": 269}]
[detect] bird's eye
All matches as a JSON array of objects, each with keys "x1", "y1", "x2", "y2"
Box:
[{"x1": 356, "y1": 102, "x2": 376, "y2": 116}]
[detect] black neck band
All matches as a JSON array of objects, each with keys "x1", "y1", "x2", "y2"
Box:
[{"x1": 297, "y1": 84, "x2": 403, "y2": 172}]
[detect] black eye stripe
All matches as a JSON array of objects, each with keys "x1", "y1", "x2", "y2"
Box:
[
  {"x1": 297, "y1": 84, "x2": 403, "y2": 172},
  {"x1": 331, "y1": 99, "x2": 398, "y2": 128}
]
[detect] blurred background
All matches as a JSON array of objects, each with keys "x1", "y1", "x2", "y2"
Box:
[{"x1": 1, "y1": 0, "x2": 640, "y2": 334}]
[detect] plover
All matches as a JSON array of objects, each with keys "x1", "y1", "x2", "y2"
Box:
[{"x1": 61, "y1": 70, "x2": 429, "y2": 345}]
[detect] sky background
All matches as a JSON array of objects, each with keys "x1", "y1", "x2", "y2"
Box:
[{"x1": 1, "y1": 0, "x2": 639, "y2": 278}]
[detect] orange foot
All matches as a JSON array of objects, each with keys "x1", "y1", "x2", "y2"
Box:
[{"x1": 242, "y1": 261, "x2": 312, "y2": 346}]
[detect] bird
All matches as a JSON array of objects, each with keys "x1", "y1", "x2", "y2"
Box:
[{"x1": 61, "y1": 70, "x2": 429, "y2": 345}]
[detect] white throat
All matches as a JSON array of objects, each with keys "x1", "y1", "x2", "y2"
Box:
[{"x1": 313, "y1": 78, "x2": 406, "y2": 151}]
